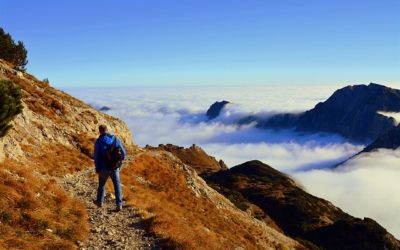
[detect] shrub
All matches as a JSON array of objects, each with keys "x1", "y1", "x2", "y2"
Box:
[
  {"x1": 0, "y1": 79, "x2": 23, "y2": 137},
  {"x1": 0, "y1": 27, "x2": 28, "y2": 71}
]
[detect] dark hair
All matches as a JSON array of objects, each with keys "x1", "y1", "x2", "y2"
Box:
[{"x1": 99, "y1": 125, "x2": 108, "y2": 134}]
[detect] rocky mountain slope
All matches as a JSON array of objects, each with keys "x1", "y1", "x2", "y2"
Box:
[
  {"x1": 160, "y1": 144, "x2": 400, "y2": 250},
  {"x1": 0, "y1": 60, "x2": 303, "y2": 249},
  {"x1": 334, "y1": 123, "x2": 400, "y2": 168},
  {"x1": 0, "y1": 59, "x2": 135, "y2": 249},
  {"x1": 145, "y1": 144, "x2": 228, "y2": 175},
  {"x1": 123, "y1": 149, "x2": 302, "y2": 249},
  {"x1": 206, "y1": 160, "x2": 400, "y2": 250},
  {"x1": 260, "y1": 83, "x2": 400, "y2": 141},
  {"x1": 362, "y1": 124, "x2": 400, "y2": 153},
  {"x1": 0, "y1": 59, "x2": 133, "y2": 165}
]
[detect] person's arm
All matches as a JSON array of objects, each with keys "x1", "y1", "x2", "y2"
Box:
[
  {"x1": 118, "y1": 139, "x2": 127, "y2": 160},
  {"x1": 94, "y1": 139, "x2": 100, "y2": 172}
]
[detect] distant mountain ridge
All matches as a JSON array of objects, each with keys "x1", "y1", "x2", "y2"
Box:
[
  {"x1": 206, "y1": 83, "x2": 400, "y2": 142},
  {"x1": 262, "y1": 83, "x2": 400, "y2": 141}
]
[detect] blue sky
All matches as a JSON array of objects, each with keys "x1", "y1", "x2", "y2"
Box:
[{"x1": 1, "y1": 0, "x2": 399, "y2": 87}]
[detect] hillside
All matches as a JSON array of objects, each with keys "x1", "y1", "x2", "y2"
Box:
[
  {"x1": 145, "y1": 144, "x2": 228, "y2": 175},
  {"x1": 159, "y1": 144, "x2": 400, "y2": 250},
  {"x1": 122, "y1": 149, "x2": 302, "y2": 249},
  {"x1": 0, "y1": 60, "x2": 303, "y2": 249},
  {"x1": 0, "y1": 59, "x2": 134, "y2": 249},
  {"x1": 206, "y1": 161, "x2": 400, "y2": 250}
]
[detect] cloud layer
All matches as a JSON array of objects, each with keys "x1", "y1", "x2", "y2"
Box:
[
  {"x1": 294, "y1": 149, "x2": 400, "y2": 238},
  {"x1": 65, "y1": 84, "x2": 400, "y2": 238}
]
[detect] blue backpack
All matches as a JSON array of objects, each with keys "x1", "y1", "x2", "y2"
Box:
[{"x1": 103, "y1": 136, "x2": 124, "y2": 170}]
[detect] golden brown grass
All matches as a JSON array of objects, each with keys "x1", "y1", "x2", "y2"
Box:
[
  {"x1": 21, "y1": 143, "x2": 93, "y2": 177},
  {"x1": 146, "y1": 144, "x2": 224, "y2": 175},
  {"x1": 2, "y1": 67, "x2": 88, "y2": 127},
  {"x1": 0, "y1": 160, "x2": 88, "y2": 250},
  {"x1": 115, "y1": 153, "x2": 293, "y2": 250},
  {"x1": 71, "y1": 133, "x2": 97, "y2": 160}
]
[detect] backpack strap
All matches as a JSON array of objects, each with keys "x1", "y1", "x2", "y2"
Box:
[{"x1": 110, "y1": 136, "x2": 117, "y2": 151}]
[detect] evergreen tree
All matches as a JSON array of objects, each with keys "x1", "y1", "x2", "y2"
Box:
[
  {"x1": 0, "y1": 28, "x2": 28, "y2": 71},
  {"x1": 0, "y1": 79, "x2": 23, "y2": 137}
]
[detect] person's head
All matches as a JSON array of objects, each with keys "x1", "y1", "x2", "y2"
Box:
[{"x1": 98, "y1": 125, "x2": 108, "y2": 135}]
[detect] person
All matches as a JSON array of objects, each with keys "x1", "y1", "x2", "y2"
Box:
[{"x1": 93, "y1": 125, "x2": 126, "y2": 211}]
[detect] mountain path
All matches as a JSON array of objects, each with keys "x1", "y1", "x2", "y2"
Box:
[{"x1": 60, "y1": 155, "x2": 159, "y2": 250}]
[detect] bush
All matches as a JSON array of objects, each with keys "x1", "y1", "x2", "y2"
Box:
[
  {"x1": 0, "y1": 27, "x2": 28, "y2": 71},
  {"x1": 0, "y1": 79, "x2": 23, "y2": 137}
]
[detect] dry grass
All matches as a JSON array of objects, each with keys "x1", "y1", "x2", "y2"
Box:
[
  {"x1": 71, "y1": 133, "x2": 97, "y2": 160},
  {"x1": 10, "y1": 74, "x2": 65, "y2": 120},
  {"x1": 21, "y1": 143, "x2": 93, "y2": 177},
  {"x1": 115, "y1": 153, "x2": 293, "y2": 250},
  {"x1": 146, "y1": 144, "x2": 224, "y2": 175},
  {"x1": 0, "y1": 160, "x2": 88, "y2": 250},
  {"x1": 2, "y1": 68, "x2": 88, "y2": 127}
]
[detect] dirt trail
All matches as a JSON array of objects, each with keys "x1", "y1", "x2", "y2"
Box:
[{"x1": 60, "y1": 156, "x2": 159, "y2": 250}]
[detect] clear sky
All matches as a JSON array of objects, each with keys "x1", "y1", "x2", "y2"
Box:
[{"x1": 1, "y1": 0, "x2": 399, "y2": 87}]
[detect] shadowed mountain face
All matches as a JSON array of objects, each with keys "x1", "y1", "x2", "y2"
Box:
[
  {"x1": 205, "y1": 160, "x2": 400, "y2": 250},
  {"x1": 362, "y1": 124, "x2": 400, "y2": 153},
  {"x1": 260, "y1": 83, "x2": 400, "y2": 141},
  {"x1": 206, "y1": 100, "x2": 230, "y2": 120}
]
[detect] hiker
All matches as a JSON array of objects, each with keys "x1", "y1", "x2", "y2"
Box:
[{"x1": 93, "y1": 125, "x2": 126, "y2": 211}]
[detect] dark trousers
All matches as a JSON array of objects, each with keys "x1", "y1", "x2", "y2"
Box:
[{"x1": 96, "y1": 169, "x2": 123, "y2": 206}]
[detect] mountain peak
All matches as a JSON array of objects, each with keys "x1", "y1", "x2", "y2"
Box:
[
  {"x1": 206, "y1": 100, "x2": 230, "y2": 120},
  {"x1": 261, "y1": 83, "x2": 400, "y2": 141}
]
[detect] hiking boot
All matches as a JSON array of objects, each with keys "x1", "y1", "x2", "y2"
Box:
[
  {"x1": 93, "y1": 200, "x2": 102, "y2": 208},
  {"x1": 116, "y1": 205, "x2": 122, "y2": 212}
]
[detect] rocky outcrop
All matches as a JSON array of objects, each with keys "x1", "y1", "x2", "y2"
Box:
[
  {"x1": 0, "y1": 59, "x2": 133, "y2": 163},
  {"x1": 145, "y1": 144, "x2": 228, "y2": 175},
  {"x1": 336, "y1": 123, "x2": 400, "y2": 167},
  {"x1": 206, "y1": 100, "x2": 230, "y2": 120},
  {"x1": 206, "y1": 160, "x2": 400, "y2": 250},
  {"x1": 260, "y1": 83, "x2": 400, "y2": 141},
  {"x1": 362, "y1": 124, "x2": 400, "y2": 152}
]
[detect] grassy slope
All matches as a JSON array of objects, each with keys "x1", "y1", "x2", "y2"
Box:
[
  {"x1": 0, "y1": 160, "x2": 88, "y2": 250},
  {"x1": 111, "y1": 151, "x2": 301, "y2": 250}
]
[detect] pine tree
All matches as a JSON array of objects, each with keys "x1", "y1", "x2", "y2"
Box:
[
  {"x1": 0, "y1": 79, "x2": 23, "y2": 137},
  {"x1": 0, "y1": 28, "x2": 28, "y2": 71}
]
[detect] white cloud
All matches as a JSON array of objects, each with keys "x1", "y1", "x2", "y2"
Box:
[
  {"x1": 202, "y1": 141, "x2": 362, "y2": 172},
  {"x1": 294, "y1": 149, "x2": 400, "y2": 238},
  {"x1": 65, "y1": 84, "x2": 400, "y2": 238}
]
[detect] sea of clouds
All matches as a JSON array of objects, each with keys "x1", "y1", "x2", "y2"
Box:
[{"x1": 66, "y1": 84, "x2": 400, "y2": 238}]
